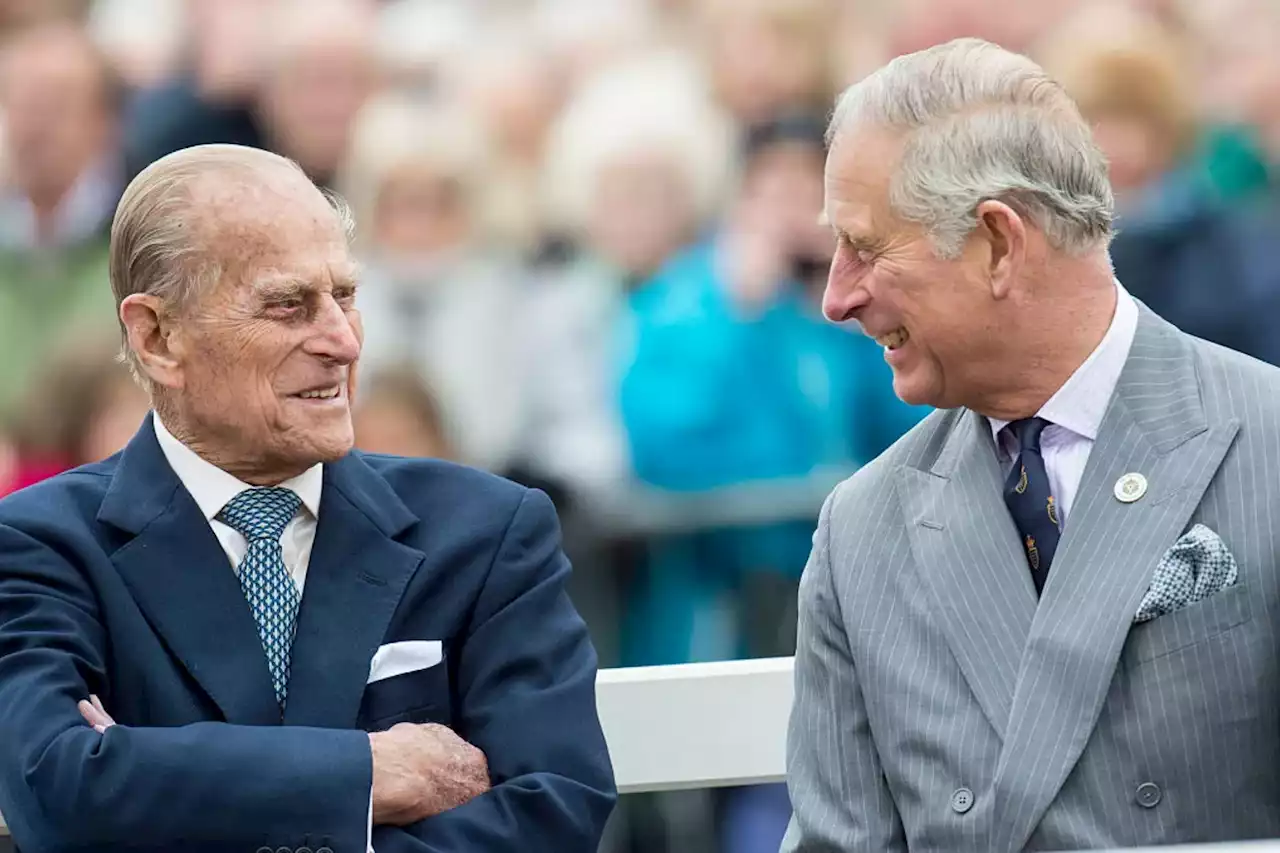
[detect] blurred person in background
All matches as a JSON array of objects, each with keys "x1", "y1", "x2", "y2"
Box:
[
  {"x1": 0, "y1": 0, "x2": 89, "y2": 33},
  {"x1": 531, "y1": 0, "x2": 661, "y2": 94},
  {"x1": 353, "y1": 363, "x2": 456, "y2": 461},
  {"x1": 1040, "y1": 5, "x2": 1280, "y2": 366},
  {"x1": 696, "y1": 0, "x2": 835, "y2": 127},
  {"x1": 1189, "y1": 0, "x2": 1280, "y2": 183},
  {"x1": 0, "y1": 19, "x2": 125, "y2": 418},
  {"x1": 9, "y1": 337, "x2": 148, "y2": 487},
  {"x1": 519, "y1": 49, "x2": 732, "y2": 510},
  {"x1": 445, "y1": 27, "x2": 567, "y2": 260},
  {"x1": 122, "y1": 0, "x2": 274, "y2": 178},
  {"x1": 257, "y1": 0, "x2": 378, "y2": 191},
  {"x1": 88, "y1": 0, "x2": 185, "y2": 89},
  {"x1": 341, "y1": 94, "x2": 526, "y2": 474}
]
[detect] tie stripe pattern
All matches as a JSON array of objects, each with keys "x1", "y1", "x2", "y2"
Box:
[
  {"x1": 1003, "y1": 417, "x2": 1060, "y2": 595},
  {"x1": 217, "y1": 487, "x2": 302, "y2": 708}
]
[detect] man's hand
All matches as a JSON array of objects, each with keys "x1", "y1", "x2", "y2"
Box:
[
  {"x1": 370, "y1": 723, "x2": 490, "y2": 825},
  {"x1": 79, "y1": 694, "x2": 116, "y2": 733}
]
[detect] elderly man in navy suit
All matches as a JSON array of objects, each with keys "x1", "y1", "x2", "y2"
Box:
[{"x1": 0, "y1": 144, "x2": 615, "y2": 853}]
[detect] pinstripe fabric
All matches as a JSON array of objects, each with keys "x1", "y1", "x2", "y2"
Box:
[{"x1": 782, "y1": 305, "x2": 1280, "y2": 852}]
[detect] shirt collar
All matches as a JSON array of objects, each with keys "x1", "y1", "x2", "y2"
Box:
[
  {"x1": 989, "y1": 280, "x2": 1139, "y2": 447},
  {"x1": 153, "y1": 415, "x2": 323, "y2": 522}
]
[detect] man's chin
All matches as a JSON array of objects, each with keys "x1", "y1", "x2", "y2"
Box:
[{"x1": 891, "y1": 372, "x2": 937, "y2": 409}]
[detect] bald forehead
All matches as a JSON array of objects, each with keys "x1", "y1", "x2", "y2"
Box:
[
  {"x1": 170, "y1": 158, "x2": 353, "y2": 291},
  {"x1": 185, "y1": 160, "x2": 344, "y2": 246}
]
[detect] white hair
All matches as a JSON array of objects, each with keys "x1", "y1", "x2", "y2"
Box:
[
  {"x1": 338, "y1": 93, "x2": 494, "y2": 248},
  {"x1": 541, "y1": 49, "x2": 736, "y2": 237},
  {"x1": 828, "y1": 37, "x2": 1114, "y2": 259}
]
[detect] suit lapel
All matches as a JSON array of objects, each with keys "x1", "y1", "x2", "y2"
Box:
[
  {"x1": 99, "y1": 416, "x2": 282, "y2": 725},
  {"x1": 901, "y1": 409, "x2": 1037, "y2": 740},
  {"x1": 993, "y1": 308, "x2": 1240, "y2": 851},
  {"x1": 282, "y1": 452, "x2": 423, "y2": 728}
]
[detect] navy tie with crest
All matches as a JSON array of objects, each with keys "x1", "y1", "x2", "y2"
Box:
[
  {"x1": 1002, "y1": 417, "x2": 1060, "y2": 595},
  {"x1": 217, "y1": 487, "x2": 303, "y2": 709}
]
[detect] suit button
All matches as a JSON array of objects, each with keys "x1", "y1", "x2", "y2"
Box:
[
  {"x1": 1135, "y1": 782, "x2": 1162, "y2": 808},
  {"x1": 255, "y1": 848, "x2": 272, "y2": 853},
  {"x1": 316, "y1": 848, "x2": 334, "y2": 853},
  {"x1": 297, "y1": 848, "x2": 313, "y2": 853},
  {"x1": 951, "y1": 787, "x2": 974, "y2": 814},
  {"x1": 275, "y1": 848, "x2": 293, "y2": 853}
]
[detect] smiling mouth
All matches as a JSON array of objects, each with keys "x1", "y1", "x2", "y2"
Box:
[
  {"x1": 293, "y1": 386, "x2": 343, "y2": 401},
  {"x1": 874, "y1": 328, "x2": 910, "y2": 350}
]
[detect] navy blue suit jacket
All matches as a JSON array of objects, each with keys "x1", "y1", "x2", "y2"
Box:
[{"x1": 0, "y1": 416, "x2": 616, "y2": 852}]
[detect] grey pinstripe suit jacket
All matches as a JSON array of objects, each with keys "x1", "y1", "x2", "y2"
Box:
[{"x1": 783, "y1": 305, "x2": 1280, "y2": 852}]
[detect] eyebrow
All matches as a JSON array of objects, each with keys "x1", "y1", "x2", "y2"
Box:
[
  {"x1": 253, "y1": 275, "x2": 309, "y2": 302},
  {"x1": 252, "y1": 269, "x2": 360, "y2": 300}
]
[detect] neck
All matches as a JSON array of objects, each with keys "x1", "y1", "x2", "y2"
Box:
[
  {"x1": 973, "y1": 255, "x2": 1118, "y2": 422},
  {"x1": 158, "y1": 409, "x2": 306, "y2": 487},
  {"x1": 26, "y1": 185, "x2": 72, "y2": 242}
]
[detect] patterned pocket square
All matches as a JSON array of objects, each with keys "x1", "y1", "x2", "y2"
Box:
[{"x1": 1135, "y1": 523, "x2": 1238, "y2": 623}]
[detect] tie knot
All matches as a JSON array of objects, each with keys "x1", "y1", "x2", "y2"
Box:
[
  {"x1": 1008, "y1": 417, "x2": 1050, "y2": 453},
  {"x1": 217, "y1": 487, "x2": 301, "y2": 542}
]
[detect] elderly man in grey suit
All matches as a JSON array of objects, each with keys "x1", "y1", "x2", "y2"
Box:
[{"x1": 783, "y1": 36, "x2": 1280, "y2": 853}]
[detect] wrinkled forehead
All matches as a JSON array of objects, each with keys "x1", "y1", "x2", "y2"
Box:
[
  {"x1": 187, "y1": 170, "x2": 355, "y2": 292},
  {"x1": 823, "y1": 126, "x2": 904, "y2": 237}
]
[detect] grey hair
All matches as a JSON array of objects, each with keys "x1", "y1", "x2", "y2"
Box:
[
  {"x1": 828, "y1": 37, "x2": 1114, "y2": 259},
  {"x1": 109, "y1": 144, "x2": 354, "y2": 388}
]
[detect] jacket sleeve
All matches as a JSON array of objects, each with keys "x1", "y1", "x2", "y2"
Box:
[
  {"x1": 781, "y1": 492, "x2": 907, "y2": 852},
  {"x1": 0, "y1": 520, "x2": 373, "y2": 852},
  {"x1": 370, "y1": 487, "x2": 616, "y2": 852}
]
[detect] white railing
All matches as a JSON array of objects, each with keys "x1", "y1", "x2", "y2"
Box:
[{"x1": 0, "y1": 656, "x2": 1277, "y2": 853}]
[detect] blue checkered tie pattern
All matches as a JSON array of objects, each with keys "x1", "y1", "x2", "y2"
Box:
[
  {"x1": 1003, "y1": 417, "x2": 1061, "y2": 596},
  {"x1": 217, "y1": 487, "x2": 302, "y2": 709}
]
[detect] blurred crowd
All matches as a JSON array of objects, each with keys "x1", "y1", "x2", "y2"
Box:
[{"x1": 0, "y1": 0, "x2": 1279, "y2": 849}]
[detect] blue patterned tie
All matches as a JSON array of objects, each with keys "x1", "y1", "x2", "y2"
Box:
[
  {"x1": 1003, "y1": 418, "x2": 1060, "y2": 596},
  {"x1": 217, "y1": 487, "x2": 303, "y2": 709}
]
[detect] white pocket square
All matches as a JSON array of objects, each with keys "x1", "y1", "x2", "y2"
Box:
[
  {"x1": 1136, "y1": 523, "x2": 1238, "y2": 623},
  {"x1": 367, "y1": 640, "x2": 443, "y2": 684}
]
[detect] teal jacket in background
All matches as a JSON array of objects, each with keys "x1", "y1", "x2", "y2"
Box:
[{"x1": 618, "y1": 240, "x2": 927, "y2": 492}]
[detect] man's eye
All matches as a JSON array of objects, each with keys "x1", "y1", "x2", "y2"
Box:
[{"x1": 267, "y1": 298, "x2": 305, "y2": 315}]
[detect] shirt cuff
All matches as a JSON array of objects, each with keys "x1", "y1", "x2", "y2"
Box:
[{"x1": 367, "y1": 789, "x2": 375, "y2": 853}]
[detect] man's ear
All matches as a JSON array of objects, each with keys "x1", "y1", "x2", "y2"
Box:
[
  {"x1": 974, "y1": 199, "x2": 1026, "y2": 299},
  {"x1": 119, "y1": 294, "x2": 185, "y2": 390}
]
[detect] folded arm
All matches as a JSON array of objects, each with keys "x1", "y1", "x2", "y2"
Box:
[
  {"x1": 0, "y1": 521, "x2": 372, "y2": 852},
  {"x1": 782, "y1": 493, "x2": 907, "y2": 852},
  {"x1": 373, "y1": 487, "x2": 616, "y2": 852}
]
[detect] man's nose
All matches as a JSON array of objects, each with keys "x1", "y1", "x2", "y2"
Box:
[
  {"x1": 822, "y1": 273, "x2": 871, "y2": 324},
  {"x1": 308, "y1": 296, "x2": 361, "y2": 364}
]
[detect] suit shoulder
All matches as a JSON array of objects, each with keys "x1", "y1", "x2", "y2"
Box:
[
  {"x1": 353, "y1": 453, "x2": 529, "y2": 513},
  {"x1": 0, "y1": 462, "x2": 114, "y2": 531},
  {"x1": 1188, "y1": 334, "x2": 1280, "y2": 417}
]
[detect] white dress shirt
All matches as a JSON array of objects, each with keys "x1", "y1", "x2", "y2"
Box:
[
  {"x1": 153, "y1": 417, "x2": 375, "y2": 851},
  {"x1": 988, "y1": 282, "x2": 1139, "y2": 528}
]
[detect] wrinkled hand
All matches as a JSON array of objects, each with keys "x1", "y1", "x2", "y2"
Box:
[
  {"x1": 370, "y1": 722, "x2": 490, "y2": 825},
  {"x1": 78, "y1": 694, "x2": 116, "y2": 733}
]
